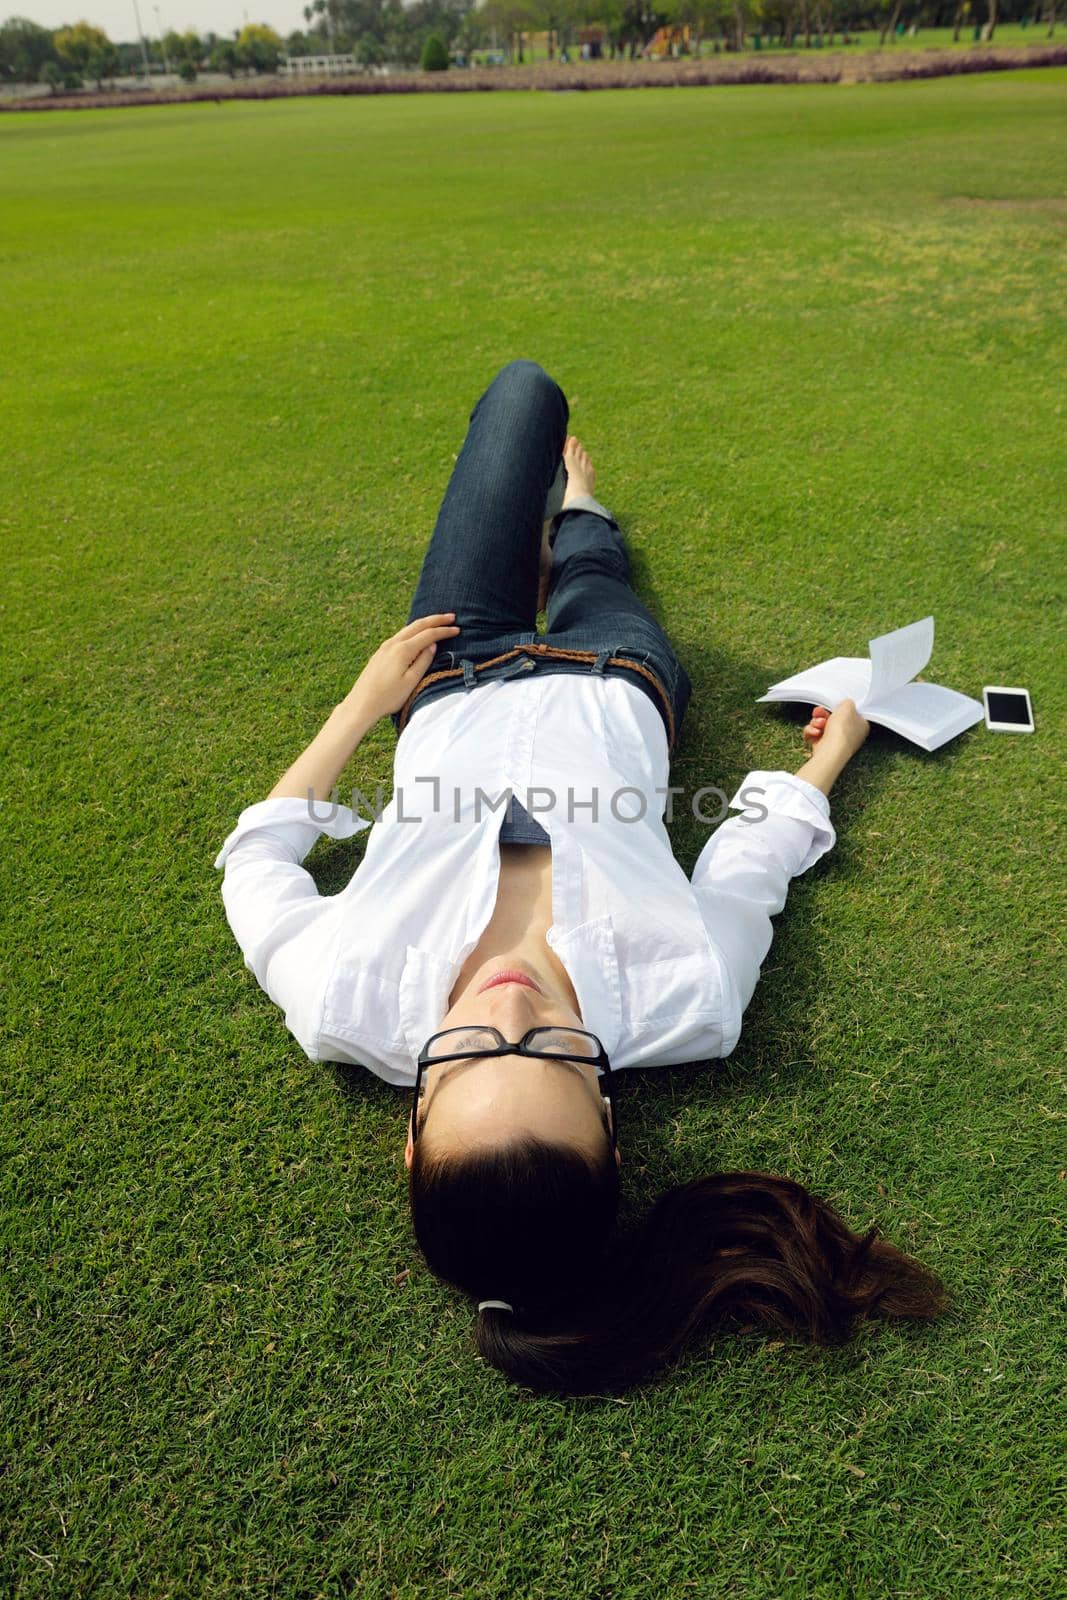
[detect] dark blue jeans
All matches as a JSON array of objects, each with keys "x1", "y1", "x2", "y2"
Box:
[{"x1": 390, "y1": 360, "x2": 692, "y2": 754}]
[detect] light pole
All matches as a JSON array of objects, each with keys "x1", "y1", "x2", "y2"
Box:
[
  {"x1": 131, "y1": 0, "x2": 151, "y2": 79},
  {"x1": 154, "y1": 5, "x2": 170, "y2": 75}
]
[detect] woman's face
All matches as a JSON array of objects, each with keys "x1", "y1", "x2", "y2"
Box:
[{"x1": 404, "y1": 957, "x2": 619, "y2": 1169}]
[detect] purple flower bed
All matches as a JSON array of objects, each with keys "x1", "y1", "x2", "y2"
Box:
[
  {"x1": 4, "y1": 45, "x2": 1065, "y2": 114},
  {"x1": 871, "y1": 44, "x2": 1067, "y2": 80}
]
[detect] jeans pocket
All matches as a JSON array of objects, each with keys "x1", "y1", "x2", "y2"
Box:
[{"x1": 618, "y1": 645, "x2": 678, "y2": 701}]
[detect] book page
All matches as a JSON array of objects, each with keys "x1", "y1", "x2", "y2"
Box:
[
  {"x1": 863, "y1": 681, "x2": 984, "y2": 751},
  {"x1": 866, "y1": 617, "x2": 934, "y2": 703},
  {"x1": 758, "y1": 656, "x2": 871, "y2": 709}
]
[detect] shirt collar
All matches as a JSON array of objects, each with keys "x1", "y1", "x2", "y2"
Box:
[{"x1": 398, "y1": 916, "x2": 623, "y2": 1066}]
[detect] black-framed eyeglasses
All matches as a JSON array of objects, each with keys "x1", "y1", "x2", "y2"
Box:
[{"x1": 411, "y1": 1026, "x2": 617, "y2": 1151}]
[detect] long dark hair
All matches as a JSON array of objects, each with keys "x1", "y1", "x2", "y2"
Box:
[{"x1": 409, "y1": 1135, "x2": 947, "y2": 1396}]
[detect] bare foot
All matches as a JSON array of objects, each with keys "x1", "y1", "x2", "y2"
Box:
[
  {"x1": 537, "y1": 438, "x2": 598, "y2": 613},
  {"x1": 560, "y1": 435, "x2": 596, "y2": 507}
]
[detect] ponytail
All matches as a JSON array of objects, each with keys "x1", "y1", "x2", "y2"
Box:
[{"x1": 409, "y1": 1142, "x2": 947, "y2": 1396}]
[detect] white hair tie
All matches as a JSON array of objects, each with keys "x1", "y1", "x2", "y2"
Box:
[{"x1": 478, "y1": 1300, "x2": 514, "y2": 1314}]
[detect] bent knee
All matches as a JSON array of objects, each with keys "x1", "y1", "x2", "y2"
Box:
[{"x1": 493, "y1": 358, "x2": 555, "y2": 392}]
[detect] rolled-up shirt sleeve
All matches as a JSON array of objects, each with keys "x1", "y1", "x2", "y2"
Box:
[
  {"x1": 213, "y1": 798, "x2": 371, "y2": 1060},
  {"x1": 691, "y1": 771, "x2": 836, "y2": 1052}
]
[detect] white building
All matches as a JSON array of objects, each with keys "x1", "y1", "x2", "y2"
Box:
[{"x1": 280, "y1": 54, "x2": 361, "y2": 77}]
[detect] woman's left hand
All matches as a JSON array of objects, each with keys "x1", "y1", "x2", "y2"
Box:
[
  {"x1": 348, "y1": 614, "x2": 461, "y2": 721},
  {"x1": 803, "y1": 700, "x2": 870, "y2": 759}
]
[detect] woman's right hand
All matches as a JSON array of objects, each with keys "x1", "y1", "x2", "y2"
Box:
[
  {"x1": 803, "y1": 699, "x2": 870, "y2": 762},
  {"x1": 346, "y1": 613, "x2": 461, "y2": 722}
]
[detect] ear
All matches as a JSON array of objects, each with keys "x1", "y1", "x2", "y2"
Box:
[{"x1": 404, "y1": 1133, "x2": 414, "y2": 1170}]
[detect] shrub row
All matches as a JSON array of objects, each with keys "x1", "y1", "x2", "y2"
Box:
[{"x1": 4, "y1": 44, "x2": 1066, "y2": 112}]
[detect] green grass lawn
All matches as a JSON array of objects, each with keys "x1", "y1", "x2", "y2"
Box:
[
  {"x1": 731, "y1": 20, "x2": 1059, "y2": 52},
  {"x1": 2, "y1": 71, "x2": 1064, "y2": 1599},
  {"x1": 709, "y1": 20, "x2": 1060, "y2": 52},
  {"x1": 512, "y1": 21, "x2": 1061, "y2": 60}
]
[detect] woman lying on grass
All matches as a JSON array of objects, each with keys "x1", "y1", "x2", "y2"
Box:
[{"x1": 214, "y1": 360, "x2": 946, "y2": 1395}]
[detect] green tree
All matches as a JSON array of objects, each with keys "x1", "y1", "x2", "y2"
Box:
[
  {"x1": 311, "y1": 0, "x2": 390, "y2": 54},
  {"x1": 453, "y1": 3, "x2": 488, "y2": 57},
  {"x1": 236, "y1": 22, "x2": 284, "y2": 71},
  {"x1": 383, "y1": 10, "x2": 423, "y2": 66},
  {"x1": 421, "y1": 29, "x2": 449, "y2": 64},
  {"x1": 617, "y1": 0, "x2": 671, "y2": 56},
  {"x1": 164, "y1": 30, "x2": 203, "y2": 68},
  {"x1": 53, "y1": 20, "x2": 111, "y2": 74},
  {"x1": 877, "y1": 0, "x2": 907, "y2": 44},
  {"x1": 351, "y1": 29, "x2": 380, "y2": 61},
  {"x1": 209, "y1": 39, "x2": 240, "y2": 74},
  {"x1": 0, "y1": 16, "x2": 58, "y2": 83},
  {"x1": 115, "y1": 40, "x2": 148, "y2": 74},
  {"x1": 480, "y1": 0, "x2": 537, "y2": 60},
  {"x1": 590, "y1": 0, "x2": 627, "y2": 56},
  {"x1": 727, "y1": 0, "x2": 749, "y2": 50},
  {"x1": 668, "y1": 0, "x2": 729, "y2": 57},
  {"x1": 38, "y1": 57, "x2": 63, "y2": 92},
  {"x1": 86, "y1": 43, "x2": 118, "y2": 86},
  {"x1": 527, "y1": 0, "x2": 572, "y2": 56},
  {"x1": 753, "y1": 0, "x2": 797, "y2": 45}
]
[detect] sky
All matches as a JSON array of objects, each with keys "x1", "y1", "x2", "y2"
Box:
[{"x1": 6, "y1": 2, "x2": 312, "y2": 43}]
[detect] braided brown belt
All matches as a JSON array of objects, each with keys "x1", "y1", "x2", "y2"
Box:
[{"x1": 396, "y1": 641, "x2": 677, "y2": 753}]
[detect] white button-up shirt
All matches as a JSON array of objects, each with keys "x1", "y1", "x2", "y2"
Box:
[{"x1": 214, "y1": 675, "x2": 835, "y2": 1087}]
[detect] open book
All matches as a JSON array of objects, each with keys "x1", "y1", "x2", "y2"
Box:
[{"x1": 758, "y1": 617, "x2": 984, "y2": 751}]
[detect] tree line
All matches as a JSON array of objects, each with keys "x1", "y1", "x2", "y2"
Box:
[
  {"x1": 1, "y1": 1, "x2": 1059, "y2": 90},
  {"x1": 0, "y1": 18, "x2": 291, "y2": 89},
  {"x1": 299, "y1": 0, "x2": 1058, "y2": 65}
]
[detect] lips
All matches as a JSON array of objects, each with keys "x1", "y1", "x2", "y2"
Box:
[{"x1": 477, "y1": 969, "x2": 543, "y2": 995}]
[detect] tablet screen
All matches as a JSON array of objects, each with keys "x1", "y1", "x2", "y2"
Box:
[{"x1": 986, "y1": 692, "x2": 1031, "y2": 725}]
